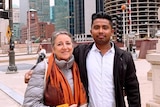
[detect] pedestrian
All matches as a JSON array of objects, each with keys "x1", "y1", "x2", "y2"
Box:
[
  {"x1": 24, "y1": 12, "x2": 141, "y2": 107},
  {"x1": 24, "y1": 44, "x2": 46, "y2": 83},
  {"x1": 23, "y1": 30, "x2": 87, "y2": 107},
  {"x1": 36, "y1": 44, "x2": 46, "y2": 64}
]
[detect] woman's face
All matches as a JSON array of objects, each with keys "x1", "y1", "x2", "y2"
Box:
[
  {"x1": 53, "y1": 34, "x2": 73, "y2": 61},
  {"x1": 39, "y1": 45, "x2": 42, "y2": 49}
]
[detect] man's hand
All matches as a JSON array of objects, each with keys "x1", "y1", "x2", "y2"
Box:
[{"x1": 24, "y1": 70, "x2": 33, "y2": 83}]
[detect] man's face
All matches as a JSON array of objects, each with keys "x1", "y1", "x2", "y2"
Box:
[{"x1": 90, "y1": 18, "x2": 114, "y2": 45}]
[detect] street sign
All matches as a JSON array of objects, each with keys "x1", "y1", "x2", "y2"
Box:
[{"x1": 6, "y1": 25, "x2": 12, "y2": 42}]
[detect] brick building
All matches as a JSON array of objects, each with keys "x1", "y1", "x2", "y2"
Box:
[{"x1": 20, "y1": 9, "x2": 55, "y2": 43}]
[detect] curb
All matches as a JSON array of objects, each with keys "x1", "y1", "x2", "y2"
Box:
[
  {"x1": 0, "y1": 82, "x2": 23, "y2": 105},
  {"x1": 0, "y1": 57, "x2": 37, "y2": 63},
  {"x1": 0, "y1": 53, "x2": 51, "y2": 63}
]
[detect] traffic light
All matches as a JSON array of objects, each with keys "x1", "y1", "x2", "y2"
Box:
[
  {"x1": 116, "y1": 15, "x2": 123, "y2": 42},
  {"x1": 0, "y1": 11, "x2": 9, "y2": 19},
  {"x1": 0, "y1": 0, "x2": 5, "y2": 9},
  {"x1": 0, "y1": 0, "x2": 8, "y2": 19}
]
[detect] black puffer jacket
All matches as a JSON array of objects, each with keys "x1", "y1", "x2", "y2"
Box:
[{"x1": 73, "y1": 42, "x2": 141, "y2": 107}]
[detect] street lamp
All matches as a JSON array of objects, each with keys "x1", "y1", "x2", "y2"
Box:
[
  {"x1": 121, "y1": 4, "x2": 126, "y2": 50},
  {"x1": 7, "y1": 0, "x2": 17, "y2": 73},
  {"x1": 27, "y1": 9, "x2": 36, "y2": 54},
  {"x1": 27, "y1": 10, "x2": 31, "y2": 54}
]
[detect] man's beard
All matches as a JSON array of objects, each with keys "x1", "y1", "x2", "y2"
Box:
[{"x1": 94, "y1": 39, "x2": 110, "y2": 45}]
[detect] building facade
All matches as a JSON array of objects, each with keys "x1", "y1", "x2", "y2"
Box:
[
  {"x1": 50, "y1": 6, "x2": 55, "y2": 24},
  {"x1": 0, "y1": 18, "x2": 8, "y2": 45},
  {"x1": 29, "y1": 0, "x2": 50, "y2": 22},
  {"x1": 54, "y1": 0, "x2": 103, "y2": 39},
  {"x1": 20, "y1": 0, "x2": 52, "y2": 43},
  {"x1": 68, "y1": 0, "x2": 74, "y2": 35},
  {"x1": 0, "y1": 4, "x2": 20, "y2": 46},
  {"x1": 20, "y1": 9, "x2": 54, "y2": 43},
  {"x1": 96, "y1": 0, "x2": 104, "y2": 12},
  {"x1": 13, "y1": 6, "x2": 20, "y2": 42},
  {"x1": 74, "y1": 0, "x2": 103, "y2": 42},
  {"x1": 54, "y1": 0, "x2": 69, "y2": 31},
  {"x1": 104, "y1": 0, "x2": 160, "y2": 38},
  {"x1": 20, "y1": 0, "x2": 29, "y2": 25}
]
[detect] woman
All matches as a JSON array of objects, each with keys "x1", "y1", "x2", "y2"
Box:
[{"x1": 23, "y1": 30, "x2": 87, "y2": 107}]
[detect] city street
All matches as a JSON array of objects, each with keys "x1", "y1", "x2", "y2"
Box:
[
  {"x1": 0, "y1": 0, "x2": 158, "y2": 106},
  {"x1": 0, "y1": 54, "x2": 153, "y2": 107}
]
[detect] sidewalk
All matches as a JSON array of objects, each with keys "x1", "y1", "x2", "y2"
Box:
[
  {"x1": 0, "y1": 54, "x2": 153, "y2": 107},
  {"x1": 0, "y1": 52, "x2": 51, "y2": 63}
]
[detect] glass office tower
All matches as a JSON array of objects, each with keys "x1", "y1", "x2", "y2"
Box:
[{"x1": 29, "y1": 0, "x2": 50, "y2": 22}]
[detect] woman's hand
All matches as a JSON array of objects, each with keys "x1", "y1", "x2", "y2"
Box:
[{"x1": 24, "y1": 70, "x2": 32, "y2": 83}]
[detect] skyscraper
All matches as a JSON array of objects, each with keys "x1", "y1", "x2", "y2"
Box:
[
  {"x1": 20, "y1": 0, "x2": 54, "y2": 43},
  {"x1": 104, "y1": 0, "x2": 160, "y2": 38},
  {"x1": 20, "y1": 0, "x2": 29, "y2": 25},
  {"x1": 74, "y1": 0, "x2": 96, "y2": 36},
  {"x1": 54, "y1": 0, "x2": 103, "y2": 37},
  {"x1": 20, "y1": 0, "x2": 50, "y2": 25},
  {"x1": 54, "y1": 0, "x2": 69, "y2": 31},
  {"x1": 29, "y1": 0, "x2": 50, "y2": 22},
  {"x1": 50, "y1": 6, "x2": 55, "y2": 24},
  {"x1": 96, "y1": 0, "x2": 104, "y2": 12},
  {"x1": 13, "y1": 6, "x2": 20, "y2": 42}
]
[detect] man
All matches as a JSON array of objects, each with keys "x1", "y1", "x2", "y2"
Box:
[
  {"x1": 73, "y1": 12, "x2": 141, "y2": 107},
  {"x1": 25, "y1": 12, "x2": 141, "y2": 107}
]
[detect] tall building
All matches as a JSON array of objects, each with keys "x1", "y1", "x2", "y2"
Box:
[
  {"x1": 20, "y1": 0, "x2": 29, "y2": 25},
  {"x1": 54, "y1": 0, "x2": 69, "y2": 31},
  {"x1": 20, "y1": 0, "x2": 52, "y2": 43},
  {"x1": 104, "y1": 0, "x2": 160, "y2": 38},
  {"x1": 50, "y1": 6, "x2": 55, "y2": 24},
  {"x1": 68, "y1": 0, "x2": 74, "y2": 35},
  {"x1": 20, "y1": 9, "x2": 54, "y2": 43},
  {"x1": 20, "y1": 0, "x2": 50, "y2": 25},
  {"x1": 74, "y1": 0, "x2": 97, "y2": 36},
  {"x1": 54, "y1": 0, "x2": 103, "y2": 38},
  {"x1": 0, "y1": 18, "x2": 8, "y2": 45},
  {"x1": 54, "y1": 0, "x2": 74, "y2": 35},
  {"x1": 96, "y1": 0, "x2": 104, "y2": 12},
  {"x1": 29, "y1": 0, "x2": 50, "y2": 22},
  {"x1": 73, "y1": 0, "x2": 104, "y2": 42},
  {"x1": 0, "y1": 3, "x2": 20, "y2": 46},
  {"x1": 13, "y1": 5, "x2": 20, "y2": 42}
]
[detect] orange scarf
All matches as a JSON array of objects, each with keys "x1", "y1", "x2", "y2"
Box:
[{"x1": 44, "y1": 54, "x2": 87, "y2": 106}]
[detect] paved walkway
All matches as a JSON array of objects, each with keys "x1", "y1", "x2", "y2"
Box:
[{"x1": 0, "y1": 53, "x2": 153, "y2": 107}]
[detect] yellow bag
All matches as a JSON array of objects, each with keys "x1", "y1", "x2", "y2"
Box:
[{"x1": 57, "y1": 104, "x2": 69, "y2": 107}]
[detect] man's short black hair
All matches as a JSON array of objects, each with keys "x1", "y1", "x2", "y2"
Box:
[{"x1": 91, "y1": 11, "x2": 113, "y2": 27}]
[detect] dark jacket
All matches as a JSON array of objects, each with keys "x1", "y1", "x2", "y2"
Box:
[{"x1": 73, "y1": 42, "x2": 141, "y2": 107}]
